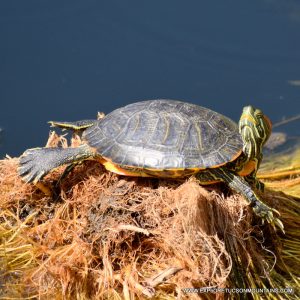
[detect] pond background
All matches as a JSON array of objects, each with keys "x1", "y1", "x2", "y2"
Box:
[{"x1": 1, "y1": 0, "x2": 300, "y2": 158}]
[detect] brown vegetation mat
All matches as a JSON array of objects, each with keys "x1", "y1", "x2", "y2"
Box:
[{"x1": 0, "y1": 133, "x2": 300, "y2": 299}]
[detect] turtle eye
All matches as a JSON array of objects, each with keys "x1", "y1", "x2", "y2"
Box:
[{"x1": 255, "y1": 109, "x2": 263, "y2": 118}]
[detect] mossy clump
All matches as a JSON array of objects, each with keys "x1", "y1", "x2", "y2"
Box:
[{"x1": 0, "y1": 133, "x2": 299, "y2": 299}]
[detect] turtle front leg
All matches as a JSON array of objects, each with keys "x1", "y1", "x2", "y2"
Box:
[
  {"x1": 195, "y1": 168, "x2": 284, "y2": 233},
  {"x1": 244, "y1": 167, "x2": 265, "y2": 192},
  {"x1": 18, "y1": 144, "x2": 95, "y2": 184}
]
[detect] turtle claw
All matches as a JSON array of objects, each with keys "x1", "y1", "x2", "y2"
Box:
[
  {"x1": 274, "y1": 218, "x2": 285, "y2": 234},
  {"x1": 270, "y1": 207, "x2": 280, "y2": 216},
  {"x1": 252, "y1": 202, "x2": 285, "y2": 234}
]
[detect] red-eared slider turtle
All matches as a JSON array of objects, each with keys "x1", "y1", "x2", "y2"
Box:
[{"x1": 18, "y1": 99, "x2": 283, "y2": 231}]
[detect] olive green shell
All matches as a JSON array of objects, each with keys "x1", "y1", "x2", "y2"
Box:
[{"x1": 83, "y1": 99, "x2": 243, "y2": 170}]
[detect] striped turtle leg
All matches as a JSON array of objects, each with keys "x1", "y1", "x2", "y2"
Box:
[
  {"x1": 48, "y1": 119, "x2": 98, "y2": 131},
  {"x1": 195, "y1": 168, "x2": 284, "y2": 232},
  {"x1": 18, "y1": 144, "x2": 96, "y2": 184},
  {"x1": 239, "y1": 106, "x2": 272, "y2": 191}
]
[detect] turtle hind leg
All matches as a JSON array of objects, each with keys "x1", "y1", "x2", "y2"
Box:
[
  {"x1": 48, "y1": 119, "x2": 98, "y2": 131},
  {"x1": 18, "y1": 144, "x2": 95, "y2": 184},
  {"x1": 195, "y1": 168, "x2": 284, "y2": 233}
]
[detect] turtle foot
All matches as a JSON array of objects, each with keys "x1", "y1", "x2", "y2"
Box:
[
  {"x1": 18, "y1": 148, "x2": 54, "y2": 183},
  {"x1": 18, "y1": 145, "x2": 92, "y2": 184},
  {"x1": 252, "y1": 201, "x2": 284, "y2": 234}
]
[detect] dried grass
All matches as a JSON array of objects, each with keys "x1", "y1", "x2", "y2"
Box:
[
  {"x1": 0, "y1": 132, "x2": 299, "y2": 299},
  {"x1": 259, "y1": 148, "x2": 300, "y2": 197}
]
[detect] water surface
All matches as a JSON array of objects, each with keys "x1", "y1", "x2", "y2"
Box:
[{"x1": 1, "y1": 0, "x2": 300, "y2": 157}]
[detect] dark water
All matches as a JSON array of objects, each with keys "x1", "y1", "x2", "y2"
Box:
[{"x1": 1, "y1": 0, "x2": 300, "y2": 158}]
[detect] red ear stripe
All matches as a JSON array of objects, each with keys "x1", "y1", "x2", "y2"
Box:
[{"x1": 264, "y1": 115, "x2": 272, "y2": 131}]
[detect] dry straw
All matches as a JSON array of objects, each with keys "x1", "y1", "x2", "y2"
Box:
[{"x1": 0, "y1": 132, "x2": 299, "y2": 299}]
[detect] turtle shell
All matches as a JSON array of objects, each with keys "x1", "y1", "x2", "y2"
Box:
[{"x1": 83, "y1": 99, "x2": 243, "y2": 170}]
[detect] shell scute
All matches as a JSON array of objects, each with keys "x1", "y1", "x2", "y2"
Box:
[{"x1": 83, "y1": 99, "x2": 243, "y2": 170}]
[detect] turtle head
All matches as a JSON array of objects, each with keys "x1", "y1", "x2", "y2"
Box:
[{"x1": 239, "y1": 106, "x2": 272, "y2": 161}]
